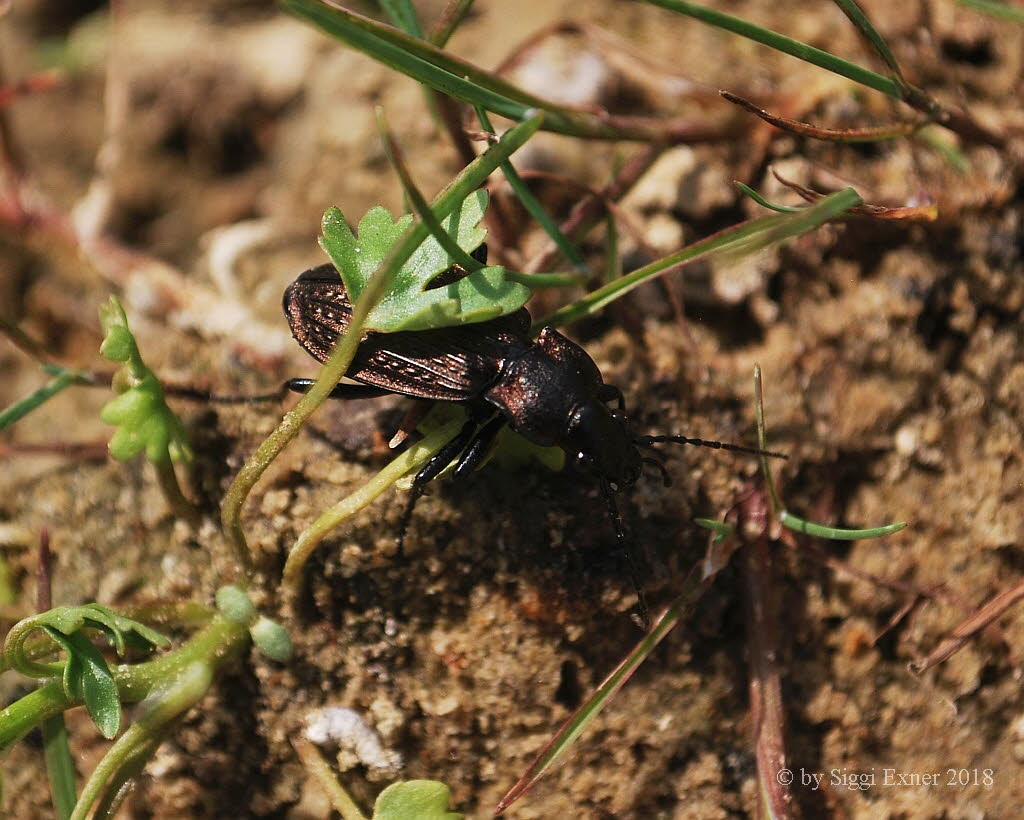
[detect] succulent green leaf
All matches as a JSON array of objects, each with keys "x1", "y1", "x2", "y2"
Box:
[
  {"x1": 319, "y1": 191, "x2": 530, "y2": 332},
  {"x1": 373, "y1": 780, "x2": 463, "y2": 820},
  {"x1": 98, "y1": 296, "x2": 192, "y2": 467},
  {"x1": 249, "y1": 616, "x2": 294, "y2": 662},
  {"x1": 215, "y1": 585, "x2": 258, "y2": 626},
  {"x1": 98, "y1": 325, "x2": 135, "y2": 363}
]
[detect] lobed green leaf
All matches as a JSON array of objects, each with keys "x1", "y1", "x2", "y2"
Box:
[{"x1": 319, "y1": 191, "x2": 530, "y2": 332}]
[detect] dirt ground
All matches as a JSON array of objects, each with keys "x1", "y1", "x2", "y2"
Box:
[{"x1": 2, "y1": 0, "x2": 1024, "y2": 818}]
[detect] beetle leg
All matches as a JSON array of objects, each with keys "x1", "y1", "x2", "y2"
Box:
[
  {"x1": 641, "y1": 456, "x2": 672, "y2": 487},
  {"x1": 285, "y1": 378, "x2": 393, "y2": 400},
  {"x1": 396, "y1": 419, "x2": 480, "y2": 558},
  {"x1": 596, "y1": 383, "x2": 626, "y2": 411},
  {"x1": 599, "y1": 479, "x2": 650, "y2": 628},
  {"x1": 451, "y1": 416, "x2": 506, "y2": 481}
]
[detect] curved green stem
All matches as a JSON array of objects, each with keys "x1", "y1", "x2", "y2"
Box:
[
  {"x1": 282, "y1": 417, "x2": 463, "y2": 595},
  {"x1": 70, "y1": 662, "x2": 215, "y2": 820}
]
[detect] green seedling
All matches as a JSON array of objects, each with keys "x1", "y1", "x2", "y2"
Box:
[
  {"x1": 0, "y1": 588, "x2": 290, "y2": 819},
  {"x1": 98, "y1": 296, "x2": 198, "y2": 523},
  {"x1": 3, "y1": 604, "x2": 170, "y2": 740}
]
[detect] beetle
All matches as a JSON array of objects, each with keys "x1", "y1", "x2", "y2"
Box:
[{"x1": 283, "y1": 246, "x2": 781, "y2": 623}]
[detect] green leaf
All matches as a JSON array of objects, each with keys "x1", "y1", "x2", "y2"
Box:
[
  {"x1": 778, "y1": 511, "x2": 907, "y2": 540},
  {"x1": 42, "y1": 627, "x2": 121, "y2": 739},
  {"x1": 319, "y1": 191, "x2": 530, "y2": 332},
  {"x1": 373, "y1": 781, "x2": 462, "y2": 820},
  {"x1": 41, "y1": 714, "x2": 76, "y2": 820}
]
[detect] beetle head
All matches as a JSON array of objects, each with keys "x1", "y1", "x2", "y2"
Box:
[{"x1": 566, "y1": 401, "x2": 642, "y2": 490}]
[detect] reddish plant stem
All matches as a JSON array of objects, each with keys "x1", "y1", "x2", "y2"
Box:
[
  {"x1": 36, "y1": 529, "x2": 53, "y2": 613},
  {"x1": 911, "y1": 577, "x2": 1024, "y2": 675},
  {"x1": 736, "y1": 490, "x2": 800, "y2": 819}
]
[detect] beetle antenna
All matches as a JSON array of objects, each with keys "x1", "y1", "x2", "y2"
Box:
[
  {"x1": 642, "y1": 457, "x2": 672, "y2": 487},
  {"x1": 636, "y1": 434, "x2": 787, "y2": 460},
  {"x1": 600, "y1": 480, "x2": 651, "y2": 628}
]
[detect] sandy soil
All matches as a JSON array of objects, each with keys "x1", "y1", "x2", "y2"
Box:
[{"x1": 2, "y1": 1, "x2": 1023, "y2": 818}]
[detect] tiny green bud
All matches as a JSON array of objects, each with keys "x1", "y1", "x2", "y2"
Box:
[
  {"x1": 99, "y1": 325, "x2": 134, "y2": 363},
  {"x1": 216, "y1": 585, "x2": 257, "y2": 625},
  {"x1": 250, "y1": 616, "x2": 293, "y2": 662}
]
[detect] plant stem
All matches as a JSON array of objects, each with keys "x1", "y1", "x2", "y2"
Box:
[
  {"x1": 70, "y1": 662, "x2": 215, "y2": 820},
  {"x1": 153, "y1": 458, "x2": 201, "y2": 527},
  {"x1": 283, "y1": 417, "x2": 463, "y2": 595},
  {"x1": 293, "y1": 737, "x2": 369, "y2": 820}
]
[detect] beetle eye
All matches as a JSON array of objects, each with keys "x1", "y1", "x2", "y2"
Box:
[{"x1": 575, "y1": 451, "x2": 594, "y2": 471}]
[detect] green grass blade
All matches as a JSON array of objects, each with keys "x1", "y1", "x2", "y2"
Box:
[
  {"x1": 284, "y1": 0, "x2": 705, "y2": 141},
  {"x1": 42, "y1": 715, "x2": 76, "y2": 820},
  {"x1": 541, "y1": 188, "x2": 862, "y2": 328},
  {"x1": 735, "y1": 182, "x2": 800, "y2": 213},
  {"x1": 0, "y1": 368, "x2": 88, "y2": 432},
  {"x1": 284, "y1": 0, "x2": 533, "y2": 119},
  {"x1": 497, "y1": 568, "x2": 706, "y2": 814},
  {"x1": 474, "y1": 106, "x2": 588, "y2": 273},
  {"x1": 641, "y1": 0, "x2": 901, "y2": 98},
  {"x1": 956, "y1": 0, "x2": 1024, "y2": 22},
  {"x1": 752, "y1": 365, "x2": 783, "y2": 514},
  {"x1": 779, "y1": 511, "x2": 907, "y2": 540},
  {"x1": 377, "y1": 0, "x2": 423, "y2": 38},
  {"x1": 378, "y1": 111, "x2": 483, "y2": 273},
  {"x1": 830, "y1": 0, "x2": 905, "y2": 82}
]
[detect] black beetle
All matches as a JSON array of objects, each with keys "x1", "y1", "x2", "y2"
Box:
[{"x1": 283, "y1": 246, "x2": 780, "y2": 623}]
